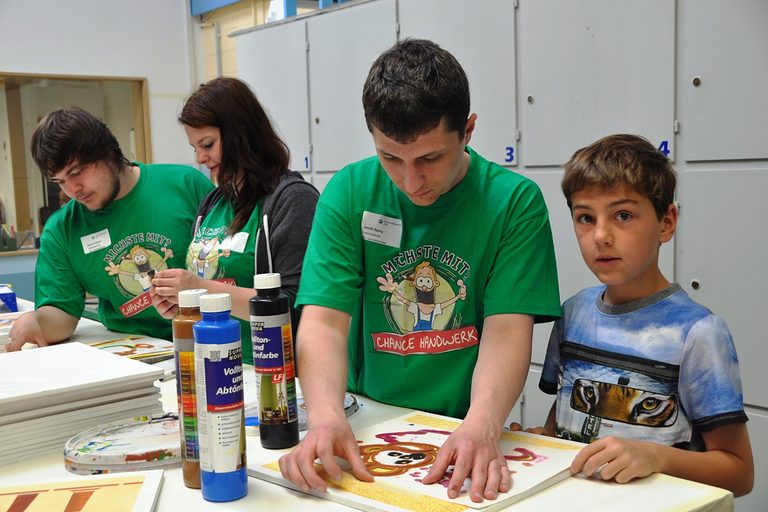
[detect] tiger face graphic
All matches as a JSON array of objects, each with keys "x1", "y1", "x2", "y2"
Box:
[{"x1": 570, "y1": 379, "x2": 678, "y2": 427}]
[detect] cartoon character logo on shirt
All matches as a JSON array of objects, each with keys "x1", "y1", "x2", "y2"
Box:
[
  {"x1": 104, "y1": 245, "x2": 173, "y2": 294},
  {"x1": 186, "y1": 237, "x2": 231, "y2": 280},
  {"x1": 377, "y1": 261, "x2": 467, "y2": 333}
]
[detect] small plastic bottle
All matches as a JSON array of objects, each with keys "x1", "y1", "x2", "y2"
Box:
[
  {"x1": 250, "y1": 273, "x2": 299, "y2": 449},
  {"x1": 172, "y1": 288, "x2": 207, "y2": 489},
  {"x1": 193, "y1": 293, "x2": 247, "y2": 502}
]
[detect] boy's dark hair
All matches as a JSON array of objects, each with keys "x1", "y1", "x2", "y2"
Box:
[
  {"x1": 180, "y1": 76, "x2": 290, "y2": 234},
  {"x1": 31, "y1": 106, "x2": 129, "y2": 177},
  {"x1": 362, "y1": 38, "x2": 470, "y2": 143},
  {"x1": 562, "y1": 134, "x2": 676, "y2": 219}
]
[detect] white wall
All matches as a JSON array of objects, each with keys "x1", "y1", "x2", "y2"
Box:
[{"x1": 0, "y1": 0, "x2": 197, "y2": 166}]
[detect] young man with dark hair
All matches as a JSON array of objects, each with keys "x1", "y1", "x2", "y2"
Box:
[
  {"x1": 279, "y1": 39, "x2": 561, "y2": 503},
  {"x1": 7, "y1": 106, "x2": 212, "y2": 350}
]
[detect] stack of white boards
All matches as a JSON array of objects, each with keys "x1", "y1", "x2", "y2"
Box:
[{"x1": 0, "y1": 342, "x2": 164, "y2": 465}]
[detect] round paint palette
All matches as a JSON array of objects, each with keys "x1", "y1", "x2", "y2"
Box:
[
  {"x1": 244, "y1": 394, "x2": 359, "y2": 435},
  {"x1": 64, "y1": 413, "x2": 181, "y2": 475}
]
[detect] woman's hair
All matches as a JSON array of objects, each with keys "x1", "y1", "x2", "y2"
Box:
[{"x1": 180, "y1": 77, "x2": 290, "y2": 233}]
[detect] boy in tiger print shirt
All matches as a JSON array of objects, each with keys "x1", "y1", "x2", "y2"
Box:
[{"x1": 536, "y1": 134, "x2": 753, "y2": 496}]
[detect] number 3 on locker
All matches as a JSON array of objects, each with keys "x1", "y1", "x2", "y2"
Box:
[{"x1": 505, "y1": 146, "x2": 515, "y2": 163}]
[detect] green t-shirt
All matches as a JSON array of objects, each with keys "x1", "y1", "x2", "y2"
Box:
[
  {"x1": 186, "y1": 197, "x2": 263, "y2": 364},
  {"x1": 35, "y1": 163, "x2": 214, "y2": 340},
  {"x1": 297, "y1": 147, "x2": 561, "y2": 418}
]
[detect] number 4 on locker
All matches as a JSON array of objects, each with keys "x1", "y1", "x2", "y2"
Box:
[{"x1": 658, "y1": 140, "x2": 670, "y2": 157}]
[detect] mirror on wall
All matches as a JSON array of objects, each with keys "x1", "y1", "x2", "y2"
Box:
[{"x1": 0, "y1": 73, "x2": 150, "y2": 239}]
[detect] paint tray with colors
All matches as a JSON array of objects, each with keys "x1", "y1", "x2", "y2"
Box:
[{"x1": 65, "y1": 413, "x2": 181, "y2": 475}]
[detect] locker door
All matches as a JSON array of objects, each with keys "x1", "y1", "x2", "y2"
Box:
[
  {"x1": 677, "y1": 168, "x2": 768, "y2": 409},
  {"x1": 736, "y1": 409, "x2": 768, "y2": 512},
  {"x1": 518, "y1": 0, "x2": 675, "y2": 166},
  {"x1": 307, "y1": 0, "x2": 397, "y2": 172},
  {"x1": 399, "y1": 0, "x2": 518, "y2": 166},
  {"x1": 237, "y1": 21, "x2": 310, "y2": 174},
  {"x1": 679, "y1": 0, "x2": 768, "y2": 161}
]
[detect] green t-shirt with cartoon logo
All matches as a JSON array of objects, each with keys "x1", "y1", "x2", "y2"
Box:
[
  {"x1": 186, "y1": 198, "x2": 263, "y2": 364},
  {"x1": 35, "y1": 162, "x2": 213, "y2": 340},
  {"x1": 296, "y1": 147, "x2": 561, "y2": 418}
]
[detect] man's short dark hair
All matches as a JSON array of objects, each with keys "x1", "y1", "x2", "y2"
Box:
[
  {"x1": 31, "y1": 106, "x2": 129, "y2": 177},
  {"x1": 362, "y1": 38, "x2": 470, "y2": 143}
]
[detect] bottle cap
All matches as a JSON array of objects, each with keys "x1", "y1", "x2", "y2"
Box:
[
  {"x1": 178, "y1": 288, "x2": 207, "y2": 308},
  {"x1": 253, "y1": 272, "x2": 281, "y2": 290},
  {"x1": 199, "y1": 293, "x2": 231, "y2": 313}
]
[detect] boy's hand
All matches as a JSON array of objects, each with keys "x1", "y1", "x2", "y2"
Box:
[
  {"x1": 508, "y1": 422, "x2": 550, "y2": 436},
  {"x1": 570, "y1": 436, "x2": 661, "y2": 483}
]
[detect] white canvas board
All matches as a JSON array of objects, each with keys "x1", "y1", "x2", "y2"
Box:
[
  {"x1": 81, "y1": 335, "x2": 174, "y2": 363},
  {"x1": 0, "y1": 405, "x2": 165, "y2": 462},
  {"x1": 0, "y1": 386, "x2": 160, "y2": 426},
  {"x1": 249, "y1": 411, "x2": 584, "y2": 511},
  {"x1": 0, "y1": 342, "x2": 163, "y2": 414},
  {"x1": 0, "y1": 404, "x2": 165, "y2": 454},
  {"x1": 0, "y1": 395, "x2": 162, "y2": 440}
]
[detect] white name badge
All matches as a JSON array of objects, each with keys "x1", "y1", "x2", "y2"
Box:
[
  {"x1": 219, "y1": 231, "x2": 249, "y2": 253},
  {"x1": 81, "y1": 228, "x2": 111, "y2": 254},
  {"x1": 361, "y1": 211, "x2": 402, "y2": 248}
]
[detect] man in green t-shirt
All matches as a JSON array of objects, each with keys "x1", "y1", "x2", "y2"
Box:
[
  {"x1": 6, "y1": 107, "x2": 213, "y2": 351},
  {"x1": 279, "y1": 40, "x2": 561, "y2": 503}
]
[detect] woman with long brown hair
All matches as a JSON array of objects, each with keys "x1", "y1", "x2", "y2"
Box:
[{"x1": 151, "y1": 77, "x2": 318, "y2": 365}]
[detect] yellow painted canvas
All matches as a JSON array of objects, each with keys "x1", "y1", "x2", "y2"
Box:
[
  {"x1": 85, "y1": 335, "x2": 174, "y2": 364},
  {"x1": 0, "y1": 470, "x2": 163, "y2": 512},
  {"x1": 248, "y1": 412, "x2": 585, "y2": 512}
]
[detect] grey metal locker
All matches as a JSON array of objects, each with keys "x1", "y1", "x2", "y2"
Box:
[
  {"x1": 528, "y1": 170, "x2": 596, "y2": 364},
  {"x1": 522, "y1": 366, "x2": 553, "y2": 430},
  {"x1": 306, "y1": 0, "x2": 397, "y2": 172},
  {"x1": 236, "y1": 21, "x2": 311, "y2": 174},
  {"x1": 518, "y1": 0, "x2": 675, "y2": 166},
  {"x1": 736, "y1": 409, "x2": 768, "y2": 511},
  {"x1": 677, "y1": 168, "x2": 768, "y2": 410},
  {"x1": 398, "y1": 0, "x2": 518, "y2": 166},
  {"x1": 678, "y1": 0, "x2": 768, "y2": 161}
]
